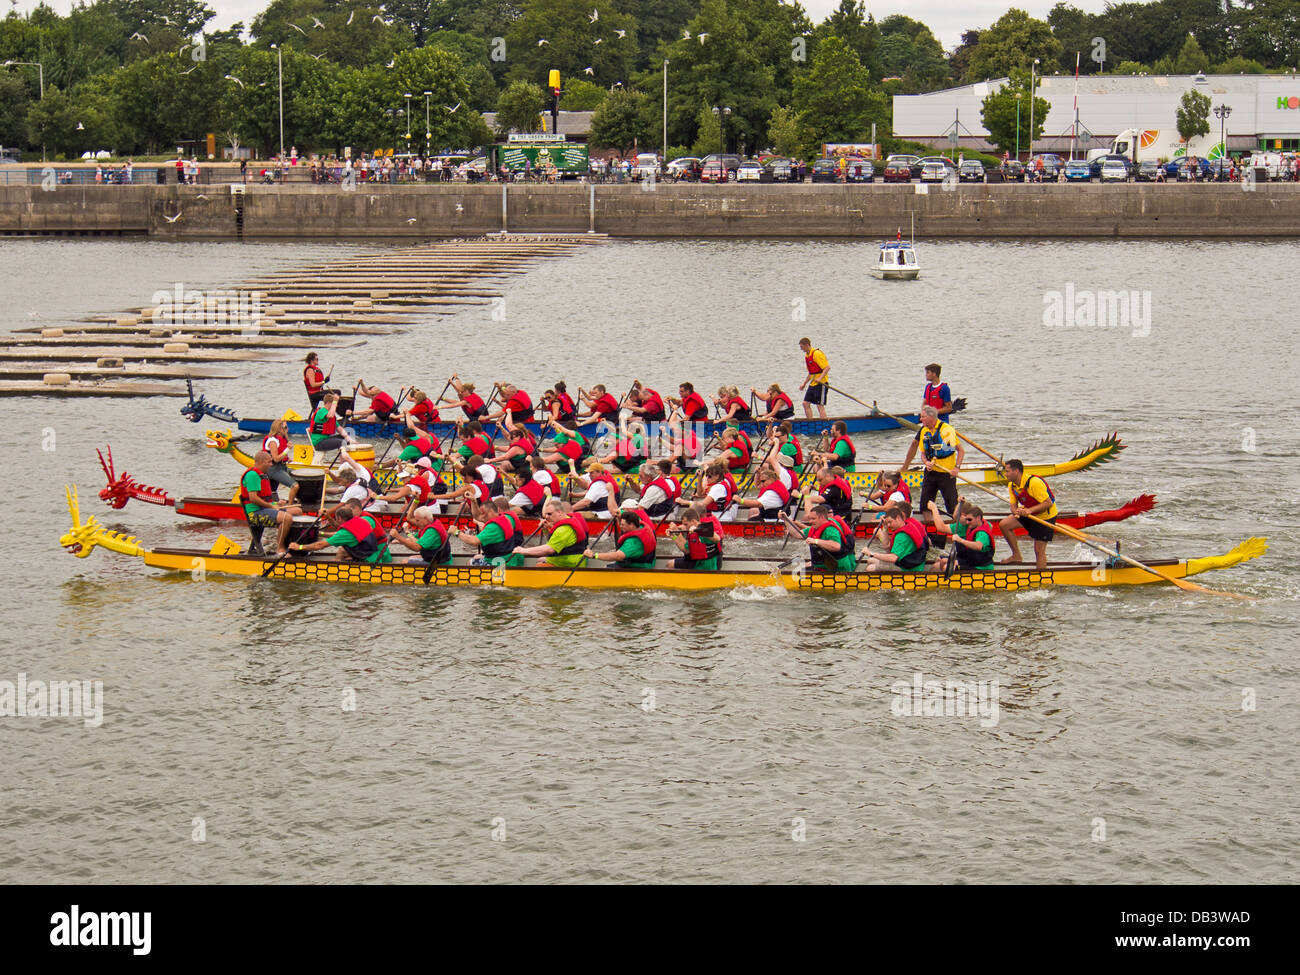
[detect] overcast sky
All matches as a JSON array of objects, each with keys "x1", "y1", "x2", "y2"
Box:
[{"x1": 15, "y1": 1, "x2": 1112, "y2": 51}]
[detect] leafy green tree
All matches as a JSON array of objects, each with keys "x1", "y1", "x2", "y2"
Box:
[
  {"x1": 1176, "y1": 86, "x2": 1211, "y2": 145},
  {"x1": 100, "y1": 0, "x2": 216, "y2": 37},
  {"x1": 947, "y1": 30, "x2": 981, "y2": 81},
  {"x1": 562, "y1": 78, "x2": 607, "y2": 110},
  {"x1": 503, "y1": 0, "x2": 637, "y2": 87},
  {"x1": 1112, "y1": 60, "x2": 1148, "y2": 74},
  {"x1": 26, "y1": 86, "x2": 79, "y2": 158},
  {"x1": 965, "y1": 8, "x2": 1063, "y2": 82},
  {"x1": 813, "y1": 0, "x2": 880, "y2": 78},
  {"x1": 0, "y1": 74, "x2": 31, "y2": 148},
  {"x1": 877, "y1": 14, "x2": 948, "y2": 90},
  {"x1": 690, "y1": 98, "x2": 721, "y2": 157},
  {"x1": 791, "y1": 34, "x2": 884, "y2": 145},
  {"x1": 589, "y1": 87, "x2": 653, "y2": 152},
  {"x1": 495, "y1": 80, "x2": 545, "y2": 136},
  {"x1": 1046, "y1": 2, "x2": 1102, "y2": 74},
  {"x1": 766, "y1": 104, "x2": 810, "y2": 159},
  {"x1": 1172, "y1": 33, "x2": 1209, "y2": 73},
  {"x1": 615, "y1": 0, "x2": 697, "y2": 71},
  {"x1": 251, "y1": 2, "x2": 410, "y2": 70},
  {"x1": 979, "y1": 70, "x2": 1049, "y2": 156},
  {"x1": 1212, "y1": 55, "x2": 1267, "y2": 74}
]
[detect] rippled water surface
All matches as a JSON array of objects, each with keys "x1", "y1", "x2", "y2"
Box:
[{"x1": 2, "y1": 236, "x2": 1297, "y2": 884}]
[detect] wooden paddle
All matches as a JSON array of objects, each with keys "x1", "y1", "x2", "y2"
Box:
[{"x1": 950, "y1": 469, "x2": 1248, "y2": 598}]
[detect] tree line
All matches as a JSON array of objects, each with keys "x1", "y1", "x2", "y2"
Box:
[{"x1": 0, "y1": 0, "x2": 1293, "y2": 161}]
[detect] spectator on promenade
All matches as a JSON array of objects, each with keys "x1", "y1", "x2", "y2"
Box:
[
  {"x1": 175, "y1": 155, "x2": 185, "y2": 184},
  {"x1": 240, "y1": 158, "x2": 247, "y2": 182}
]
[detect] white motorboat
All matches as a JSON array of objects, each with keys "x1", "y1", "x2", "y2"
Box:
[{"x1": 871, "y1": 238, "x2": 920, "y2": 280}]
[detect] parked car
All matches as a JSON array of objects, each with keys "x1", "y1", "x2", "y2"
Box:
[
  {"x1": 810, "y1": 157, "x2": 837, "y2": 183},
  {"x1": 736, "y1": 158, "x2": 763, "y2": 182},
  {"x1": 1026, "y1": 153, "x2": 1063, "y2": 180},
  {"x1": 1088, "y1": 153, "x2": 1132, "y2": 179},
  {"x1": 883, "y1": 154, "x2": 919, "y2": 182},
  {"x1": 632, "y1": 153, "x2": 661, "y2": 180},
  {"x1": 842, "y1": 156, "x2": 874, "y2": 182},
  {"x1": 1000, "y1": 159, "x2": 1026, "y2": 182},
  {"x1": 1206, "y1": 158, "x2": 1233, "y2": 181},
  {"x1": 919, "y1": 161, "x2": 948, "y2": 182},
  {"x1": 700, "y1": 153, "x2": 741, "y2": 180},
  {"x1": 918, "y1": 155, "x2": 957, "y2": 174},
  {"x1": 1134, "y1": 159, "x2": 1163, "y2": 182},
  {"x1": 763, "y1": 157, "x2": 794, "y2": 182},
  {"x1": 1063, "y1": 158, "x2": 1092, "y2": 181},
  {"x1": 958, "y1": 160, "x2": 985, "y2": 182},
  {"x1": 1167, "y1": 157, "x2": 1211, "y2": 181},
  {"x1": 699, "y1": 160, "x2": 727, "y2": 183},
  {"x1": 666, "y1": 156, "x2": 701, "y2": 181},
  {"x1": 1100, "y1": 158, "x2": 1129, "y2": 182}
]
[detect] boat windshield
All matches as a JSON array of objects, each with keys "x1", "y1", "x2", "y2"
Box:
[{"x1": 903, "y1": 251, "x2": 916, "y2": 265}]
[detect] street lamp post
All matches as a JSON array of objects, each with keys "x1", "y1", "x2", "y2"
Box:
[
  {"x1": 424, "y1": 90, "x2": 432, "y2": 159},
  {"x1": 269, "y1": 44, "x2": 284, "y2": 175},
  {"x1": 711, "y1": 105, "x2": 731, "y2": 157},
  {"x1": 4, "y1": 60, "x2": 44, "y2": 160},
  {"x1": 662, "y1": 60, "x2": 668, "y2": 157},
  {"x1": 1029, "y1": 58, "x2": 1039, "y2": 160},
  {"x1": 1015, "y1": 92, "x2": 1022, "y2": 160},
  {"x1": 1213, "y1": 103, "x2": 1232, "y2": 181},
  {"x1": 404, "y1": 93, "x2": 412, "y2": 151}
]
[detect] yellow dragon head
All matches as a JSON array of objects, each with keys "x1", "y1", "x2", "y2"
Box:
[
  {"x1": 205, "y1": 429, "x2": 235, "y2": 452},
  {"x1": 59, "y1": 485, "x2": 146, "y2": 559}
]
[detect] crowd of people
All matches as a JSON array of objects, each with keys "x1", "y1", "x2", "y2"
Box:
[{"x1": 240, "y1": 345, "x2": 1064, "y2": 577}]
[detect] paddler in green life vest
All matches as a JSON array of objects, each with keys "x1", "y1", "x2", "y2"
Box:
[
  {"x1": 291, "y1": 500, "x2": 393, "y2": 564},
  {"x1": 387, "y1": 506, "x2": 453, "y2": 566},
  {"x1": 781, "y1": 504, "x2": 857, "y2": 572},
  {"x1": 453, "y1": 498, "x2": 524, "y2": 567},
  {"x1": 240, "y1": 450, "x2": 303, "y2": 556},
  {"x1": 864, "y1": 503, "x2": 929, "y2": 573},
  {"x1": 928, "y1": 499, "x2": 996, "y2": 572},
  {"x1": 514, "y1": 499, "x2": 589, "y2": 568},
  {"x1": 585, "y1": 507, "x2": 658, "y2": 569}
]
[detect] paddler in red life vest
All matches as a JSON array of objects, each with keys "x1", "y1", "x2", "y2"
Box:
[
  {"x1": 507, "y1": 456, "x2": 558, "y2": 517},
  {"x1": 572, "y1": 459, "x2": 621, "y2": 520},
  {"x1": 541, "y1": 419, "x2": 591, "y2": 474},
  {"x1": 453, "y1": 421, "x2": 496, "y2": 465},
  {"x1": 735, "y1": 468, "x2": 793, "y2": 521},
  {"x1": 291, "y1": 499, "x2": 392, "y2": 564},
  {"x1": 637, "y1": 459, "x2": 681, "y2": 517},
  {"x1": 667, "y1": 382, "x2": 710, "y2": 423},
  {"x1": 307, "y1": 391, "x2": 352, "y2": 453},
  {"x1": 816, "y1": 421, "x2": 857, "y2": 472},
  {"x1": 442, "y1": 375, "x2": 489, "y2": 421},
  {"x1": 751, "y1": 383, "x2": 796, "y2": 422},
  {"x1": 713, "y1": 385, "x2": 753, "y2": 424},
  {"x1": 240, "y1": 450, "x2": 303, "y2": 556},
  {"x1": 862, "y1": 471, "x2": 910, "y2": 516},
  {"x1": 486, "y1": 425, "x2": 538, "y2": 477},
  {"x1": 719, "y1": 425, "x2": 752, "y2": 472},
  {"x1": 664, "y1": 419, "x2": 705, "y2": 471},
  {"x1": 401, "y1": 389, "x2": 440, "y2": 436},
  {"x1": 542, "y1": 381, "x2": 578, "y2": 426},
  {"x1": 576, "y1": 384, "x2": 621, "y2": 427},
  {"x1": 261, "y1": 418, "x2": 299, "y2": 505},
  {"x1": 781, "y1": 504, "x2": 857, "y2": 572},
  {"x1": 627, "y1": 384, "x2": 667, "y2": 424},
  {"x1": 387, "y1": 506, "x2": 453, "y2": 566},
  {"x1": 584, "y1": 509, "x2": 658, "y2": 569},
  {"x1": 772, "y1": 422, "x2": 804, "y2": 476},
  {"x1": 864, "y1": 503, "x2": 929, "y2": 573},
  {"x1": 396, "y1": 428, "x2": 442, "y2": 466},
  {"x1": 667, "y1": 506, "x2": 721, "y2": 570},
  {"x1": 803, "y1": 466, "x2": 854, "y2": 521},
  {"x1": 430, "y1": 462, "x2": 493, "y2": 519},
  {"x1": 484, "y1": 383, "x2": 534, "y2": 433},
  {"x1": 684, "y1": 461, "x2": 739, "y2": 522},
  {"x1": 350, "y1": 380, "x2": 399, "y2": 424},
  {"x1": 380, "y1": 456, "x2": 445, "y2": 517},
  {"x1": 922, "y1": 363, "x2": 953, "y2": 417},
  {"x1": 302, "y1": 353, "x2": 327, "y2": 410},
  {"x1": 929, "y1": 500, "x2": 997, "y2": 572},
  {"x1": 798, "y1": 337, "x2": 830, "y2": 419},
  {"x1": 998, "y1": 458, "x2": 1058, "y2": 569},
  {"x1": 514, "y1": 500, "x2": 589, "y2": 568}
]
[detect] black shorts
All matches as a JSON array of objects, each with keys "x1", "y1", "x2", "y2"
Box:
[
  {"x1": 803, "y1": 384, "x2": 828, "y2": 405},
  {"x1": 918, "y1": 469, "x2": 958, "y2": 516},
  {"x1": 1021, "y1": 514, "x2": 1057, "y2": 542},
  {"x1": 375, "y1": 406, "x2": 397, "y2": 422}
]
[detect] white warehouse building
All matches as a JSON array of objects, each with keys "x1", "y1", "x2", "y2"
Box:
[{"x1": 892, "y1": 73, "x2": 1300, "y2": 158}]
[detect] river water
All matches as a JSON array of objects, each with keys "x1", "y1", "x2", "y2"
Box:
[{"x1": 2, "y1": 236, "x2": 1297, "y2": 884}]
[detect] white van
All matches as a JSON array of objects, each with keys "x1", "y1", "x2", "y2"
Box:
[{"x1": 1246, "y1": 151, "x2": 1285, "y2": 179}]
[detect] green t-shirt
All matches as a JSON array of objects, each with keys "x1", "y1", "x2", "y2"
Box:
[
  {"x1": 890, "y1": 531, "x2": 922, "y2": 571},
  {"x1": 309, "y1": 406, "x2": 332, "y2": 446},
  {"x1": 325, "y1": 526, "x2": 393, "y2": 563},
  {"x1": 416, "y1": 525, "x2": 452, "y2": 565},
  {"x1": 241, "y1": 469, "x2": 268, "y2": 518},
  {"x1": 949, "y1": 523, "x2": 994, "y2": 569},
  {"x1": 618, "y1": 535, "x2": 654, "y2": 568},
  {"x1": 831, "y1": 439, "x2": 856, "y2": 471},
  {"x1": 544, "y1": 525, "x2": 585, "y2": 569},
  {"x1": 780, "y1": 441, "x2": 803, "y2": 474},
  {"x1": 476, "y1": 522, "x2": 523, "y2": 566},
  {"x1": 805, "y1": 524, "x2": 856, "y2": 571}
]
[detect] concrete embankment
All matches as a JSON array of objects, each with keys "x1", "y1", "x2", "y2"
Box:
[{"x1": 3, "y1": 182, "x2": 1298, "y2": 238}]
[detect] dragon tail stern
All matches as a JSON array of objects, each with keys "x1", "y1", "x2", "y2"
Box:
[{"x1": 1185, "y1": 537, "x2": 1268, "y2": 578}]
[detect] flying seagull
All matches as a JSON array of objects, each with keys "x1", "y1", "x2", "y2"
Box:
[
  {"x1": 589, "y1": 9, "x2": 598, "y2": 22},
  {"x1": 681, "y1": 29, "x2": 690, "y2": 39},
  {"x1": 312, "y1": 16, "x2": 324, "y2": 29},
  {"x1": 386, "y1": 58, "x2": 395, "y2": 68},
  {"x1": 195, "y1": 194, "x2": 208, "y2": 200},
  {"x1": 697, "y1": 33, "x2": 709, "y2": 43},
  {"x1": 130, "y1": 31, "x2": 148, "y2": 42},
  {"x1": 290, "y1": 23, "x2": 308, "y2": 36},
  {"x1": 347, "y1": 10, "x2": 354, "y2": 25},
  {"x1": 406, "y1": 217, "x2": 417, "y2": 224},
  {"x1": 615, "y1": 29, "x2": 626, "y2": 38},
  {"x1": 372, "y1": 14, "x2": 384, "y2": 23},
  {"x1": 163, "y1": 211, "x2": 182, "y2": 223},
  {"x1": 537, "y1": 38, "x2": 549, "y2": 46},
  {"x1": 445, "y1": 102, "x2": 461, "y2": 113},
  {"x1": 593, "y1": 37, "x2": 602, "y2": 44},
  {"x1": 309, "y1": 53, "x2": 324, "y2": 60},
  {"x1": 583, "y1": 66, "x2": 594, "y2": 75},
  {"x1": 180, "y1": 65, "x2": 196, "y2": 75},
  {"x1": 455, "y1": 203, "x2": 463, "y2": 213},
  {"x1": 224, "y1": 74, "x2": 244, "y2": 87}
]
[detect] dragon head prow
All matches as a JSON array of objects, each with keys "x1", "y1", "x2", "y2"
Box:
[
  {"x1": 205, "y1": 429, "x2": 234, "y2": 451},
  {"x1": 60, "y1": 485, "x2": 146, "y2": 559}
]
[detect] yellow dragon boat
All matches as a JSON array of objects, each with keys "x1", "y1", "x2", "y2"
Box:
[
  {"x1": 204, "y1": 430, "x2": 374, "y2": 472},
  {"x1": 59, "y1": 486, "x2": 1264, "y2": 594}
]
